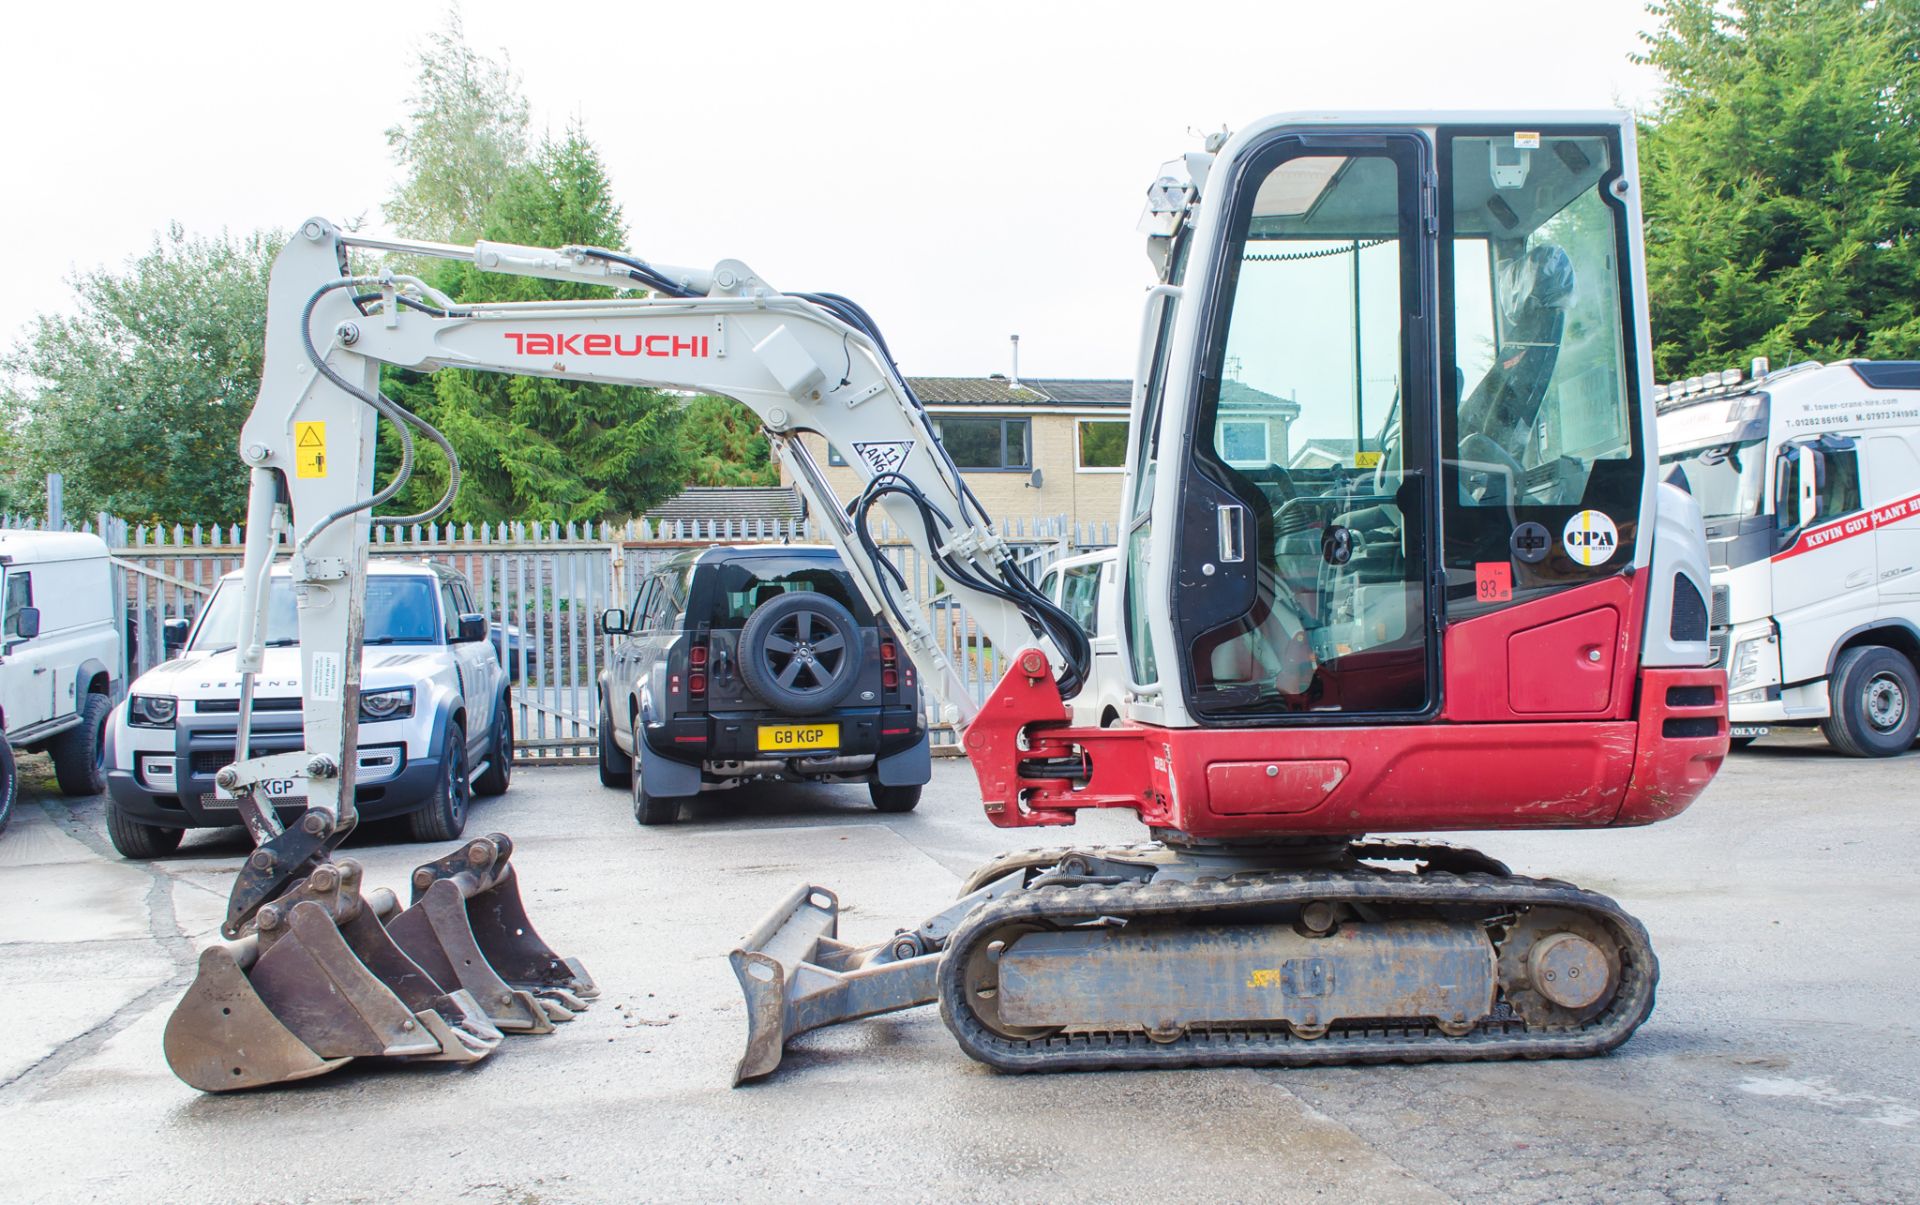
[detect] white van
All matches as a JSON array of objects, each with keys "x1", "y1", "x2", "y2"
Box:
[
  {"x1": 1036, "y1": 547, "x2": 1127, "y2": 727},
  {"x1": 1657, "y1": 358, "x2": 1920, "y2": 755},
  {"x1": 0, "y1": 531, "x2": 122, "y2": 831}
]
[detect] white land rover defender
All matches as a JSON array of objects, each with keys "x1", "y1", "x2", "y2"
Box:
[
  {"x1": 0, "y1": 531, "x2": 123, "y2": 833},
  {"x1": 104, "y1": 559, "x2": 512, "y2": 857}
]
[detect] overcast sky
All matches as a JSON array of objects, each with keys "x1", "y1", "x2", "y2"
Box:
[{"x1": 1, "y1": 0, "x2": 1665, "y2": 379}]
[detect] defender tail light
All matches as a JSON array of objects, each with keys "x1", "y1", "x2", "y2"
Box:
[
  {"x1": 689, "y1": 636, "x2": 709, "y2": 703},
  {"x1": 880, "y1": 632, "x2": 900, "y2": 694}
]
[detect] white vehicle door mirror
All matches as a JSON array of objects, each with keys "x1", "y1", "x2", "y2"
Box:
[{"x1": 1797, "y1": 444, "x2": 1820, "y2": 527}]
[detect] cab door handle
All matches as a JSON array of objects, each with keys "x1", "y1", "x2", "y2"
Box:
[
  {"x1": 1217, "y1": 503, "x2": 1246, "y2": 564},
  {"x1": 1845, "y1": 569, "x2": 1873, "y2": 589}
]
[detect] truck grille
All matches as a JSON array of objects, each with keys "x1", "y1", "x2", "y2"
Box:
[
  {"x1": 1710, "y1": 585, "x2": 1730, "y2": 628},
  {"x1": 195, "y1": 698, "x2": 302, "y2": 713}
]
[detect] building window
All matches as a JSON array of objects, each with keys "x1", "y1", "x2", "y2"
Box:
[
  {"x1": 937, "y1": 417, "x2": 1031, "y2": 470},
  {"x1": 1077, "y1": 420, "x2": 1128, "y2": 471},
  {"x1": 1218, "y1": 419, "x2": 1271, "y2": 468}
]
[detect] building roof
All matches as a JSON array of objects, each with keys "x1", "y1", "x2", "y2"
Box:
[
  {"x1": 1289, "y1": 438, "x2": 1383, "y2": 468},
  {"x1": 644, "y1": 486, "x2": 804, "y2": 526},
  {"x1": 1221, "y1": 379, "x2": 1300, "y2": 413},
  {"x1": 902, "y1": 376, "x2": 1296, "y2": 413},
  {"x1": 906, "y1": 377, "x2": 1132, "y2": 407}
]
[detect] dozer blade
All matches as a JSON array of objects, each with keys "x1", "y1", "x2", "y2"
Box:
[
  {"x1": 164, "y1": 858, "x2": 503, "y2": 1092},
  {"x1": 383, "y1": 834, "x2": 595, "y2": 1035},
  {"x1": 730, "y1": 884, "x2": 942, "y2": 1085}
]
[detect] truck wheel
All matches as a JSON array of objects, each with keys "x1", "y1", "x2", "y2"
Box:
[
  {"x1": 631, "y1": 753, "x2": 679, "y2": 826},
  {"x1": 1821, "y1": 646, "x2": 1920, "y2": 757},
  {"x1": 598, "y1": 694, "x2": 632, "y2": 788},
  {"x1": 869, "y1": 783, "x2": 921, "y2": 813},
  {"x1": 106, "y1": 799, "x2": 183, "y2": 859},
  {"x1": 472, "y1": 701, "x2": 512, "y2": 797},
  {"x1": 49, "y1": 693, "x2": 111, "y2": 797},
  {"x1": 738, "y1": 592, "x2": 861, "y2": 714},
  {"x1": 0, "y1": 740, "x2": 16, "y2": 836},
  {"x1": 408, "y1": 721, "x2": 470, "y2": 842}
]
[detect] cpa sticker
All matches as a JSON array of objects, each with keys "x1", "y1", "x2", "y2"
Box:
[{"x1": 1562, "y1": 510, "x2": 1619, "y2": 567}]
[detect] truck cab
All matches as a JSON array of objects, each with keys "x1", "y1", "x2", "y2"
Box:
[
  {"x1": 1658, "y1": 359, "x2": 1920, "y2": 754},
  {"x1": 0, "y1": 531, "x2": 122, "y2": 829}
]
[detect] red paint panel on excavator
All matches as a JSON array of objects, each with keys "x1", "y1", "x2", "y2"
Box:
[{"x1": 966, "y1": 576, "x2": 1727, "y2": 837}]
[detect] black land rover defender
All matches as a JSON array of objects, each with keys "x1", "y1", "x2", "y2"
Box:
[{"x1": 597, "y1": 546, "x2": 931, "y2": 824}]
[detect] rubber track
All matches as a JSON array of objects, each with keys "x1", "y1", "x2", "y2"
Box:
[{"x1": 935, "y1": 867, "x2": 1658, "y2": 1073}]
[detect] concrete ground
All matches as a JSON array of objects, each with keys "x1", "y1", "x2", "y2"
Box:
[{"x1": 0, "y1": 728, "x2": 1914, "y2": 1204}]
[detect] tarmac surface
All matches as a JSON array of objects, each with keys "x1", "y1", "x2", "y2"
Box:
[{"x1": 0, "y1": 728, "x2": 1914, "y2": 1203}]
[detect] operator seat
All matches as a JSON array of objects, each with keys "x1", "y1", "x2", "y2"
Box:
[{"x1": 1457, "y1": 242, "x2": 1576, "y2": 470}]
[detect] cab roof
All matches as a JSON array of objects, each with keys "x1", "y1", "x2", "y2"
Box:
[{"x1": 0, "y1": 530, "x2": 110, "y2": 565}]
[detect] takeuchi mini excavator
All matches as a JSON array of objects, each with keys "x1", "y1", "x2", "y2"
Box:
[{"x1": 168, "y1": 110, "x2": 1726, "y2": 1091}]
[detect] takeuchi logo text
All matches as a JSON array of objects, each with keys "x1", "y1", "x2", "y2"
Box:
[{"x1": 502, "y1": 332, "x2": 711, "y2": 358}]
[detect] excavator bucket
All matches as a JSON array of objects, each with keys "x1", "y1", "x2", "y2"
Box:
[
  {"x1": 164, "y1": 858, "x2": 504, "y2": 1092},
  {"x1": 382, "y1": 833, "x2": 598, "y2": 1034},
  {"x1": 730, "y1": 884, "x2": 943, "y2": 1084}
]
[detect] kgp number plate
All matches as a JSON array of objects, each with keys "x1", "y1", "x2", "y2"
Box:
[
  {"x1": 213, "y1": 775, "x2": 305, "y2": 802},
  {"x1": 759, "y1": 723, "x2": 839, "y2": 753}
]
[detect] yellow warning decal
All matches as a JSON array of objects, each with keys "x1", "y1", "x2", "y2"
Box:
[
  {"x1": 295, "y1": 421, "x2": 327, "y2": 478},
  {"x1": 1246, "y1": 968, "x2": 1283, "y2": 989},
  {"x1": 1354, "y1": 451, "x2": 1382, "y2": 469}
]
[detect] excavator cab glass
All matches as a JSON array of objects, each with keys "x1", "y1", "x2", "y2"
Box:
[
  {"x1": 1166, "y1": 125, "x2": 1645, "y2": 721},
  {"x1": 1440, "y1": 130, "x2": 1645, "y2": 614}
]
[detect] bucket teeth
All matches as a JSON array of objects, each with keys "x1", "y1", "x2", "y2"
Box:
[{"x1": 164, "y1": 835, "x2": 590, "y2": 1093}]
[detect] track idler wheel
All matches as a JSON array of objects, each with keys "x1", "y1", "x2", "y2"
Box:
[{"x1": 958, "y1": 922, "x2": 1063, "y2": 1042}]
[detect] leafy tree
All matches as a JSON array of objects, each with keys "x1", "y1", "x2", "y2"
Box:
[
  {"x1": 383, "y1": 9, "x2": 530, "y2": 242},
  {"x1": 1, "y1": 225, "x2": 280, "y2": 523},
  {"x1": 681, "y1": 397, "x2": 779, "y2": 486},
  {"x1": 379, "y1": 131, "x2": 693, "y2": 524},
  {"x1": 1637, "y1": 0, "x2": 1920, "y2": 378}
]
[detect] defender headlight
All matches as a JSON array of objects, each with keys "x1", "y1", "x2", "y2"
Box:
[
  {"x1": 128, "y1": 695, "x2": 178, "y2": 729},
  {"x1": 1728, "y1": 639, "x2": 1763, "y2": 691},
  {"x1": 358, "y1": 687, "x2": 415, "y2": 722}
]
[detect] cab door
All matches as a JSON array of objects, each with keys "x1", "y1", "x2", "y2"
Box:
[
  {"x1": 0, "y1": 568, "x2": 53, "y2": 729},
  {"x1": 1867, "y1": 434, "x2": 1920, "y2": 599},
  {"x1": 1771, "y1": 437, "x2": 1872, "y2": 684},
  {"x1": 1169, "y1": 132, "x2": 1438, "y2": 721},
  {"x1": 439, "y1": 576, "x2": 495, "y2": 755}
]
